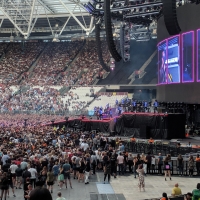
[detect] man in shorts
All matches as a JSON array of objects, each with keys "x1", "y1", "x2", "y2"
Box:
[
  {"x1": 15, "y1": 165, "x2": 23, "y2": 189},
  {"x1": 62, "y1": 160, "x2": 72, "y2": 189},
  {"x1": 10, "y1": 161, "x2": 18, "y2": 188}
]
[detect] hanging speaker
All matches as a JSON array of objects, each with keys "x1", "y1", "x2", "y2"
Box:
[{"x1": 162, "y1": 0, "x2": 181, "y2": 35}]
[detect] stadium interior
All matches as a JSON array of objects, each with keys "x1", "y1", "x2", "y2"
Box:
[{"x1": 1, "y1": 0, "x2": 200, "y2": 200}]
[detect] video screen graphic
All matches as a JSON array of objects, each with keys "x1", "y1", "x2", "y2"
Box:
[
  {"x1": 197, "y1": 30, "x2": 200, "y2": 81},
  {"x1": 182, "y1": 31, "x2": 194, "y2": 82},
  {"x1": 158, "y1": 40, "x2": 168, "y2": 84},
  {"x1": 167, "y1": 36, "x2": 180, "y2": 83}
]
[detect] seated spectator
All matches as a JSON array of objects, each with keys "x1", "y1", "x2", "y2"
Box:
[
  {"x1": 192, "y1": 183, "x2": 200, "y2": 200},
  {"x1": 160, "y1": 192, "x2": 169, "y2": 200},
  {"x1": 172, "y1": 183, "x2": 182, "y2": 197},
  {"x1": 56, "y1": 192, "x2": 66, "y2": 200},
  {"x1": 185, "y1": 192, "x2": 192, "y2": 200}
]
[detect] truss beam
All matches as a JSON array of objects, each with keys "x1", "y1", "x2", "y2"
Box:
[{"x1": 59, "y1": 0, "x2": 88, "y2": 32}]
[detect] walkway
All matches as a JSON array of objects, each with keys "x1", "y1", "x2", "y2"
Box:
[{"x1": 7, "y1": 172, "x2": 198, "y2": 200}]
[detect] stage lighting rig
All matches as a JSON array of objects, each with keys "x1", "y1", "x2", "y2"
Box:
[{"x1": 120, "y1": 23, "x2": 131, "y2": 62}]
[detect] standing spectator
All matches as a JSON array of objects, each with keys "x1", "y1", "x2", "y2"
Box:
[
  {"x1": 10, "y1": 161, "x2": 18, "y2": 188},
  {"x1": 62, "y1": 160, "x2": 72, "y2": 189},
  {"x1": 20, "y1": 159, "x2": 28, "y2": 171},
  {"x1": 7, "y1": 169, "x2": 16, "y2": 197},
  {"x1": 28, "y1": 165, "x2": 37, "y2": 188},
  {"x1": 46, "y1": 168, "x2": 54, "y2": 193},
  {"x1": 151, "y1": 155, "x2": 156, "y2": 173},
  {"x1": 110, "y1": 153, "x2": 117, "y2": 178},
  {"x1": 52, "y1": 161, "x2": 59, "y2": 185},
  {"x1": 91, "y1": 152, "x2": 97, "y2": 175},
  {"x1": 15, "y1": 165, "x2": 23, "y2": 189},
  {"x1": 177, "y1": 154, "x2": 184, "y2": 176},
  {"x1": 24, "y1": 178, "x2": 31, "y2": 200},
  {"x1": 22, "y1": 168, "x2": 31, "y2": 185},
  {"x1": 164, "y1": 154, "x2": 172, "y2": 181},
  {"x1": 117, "y1": 153, "x2": 124, "y2": 175},
  {"x1": 24, "y1": 184, "x2": 33, "y2": 200},
  {"x1": 103, "y1": 160, "x2": 111, "y2": 184},
  {"x1": 0, "y1": 172, "x2": 9, "y2": 200},
  {"x1": 127, "y1": 153, "x2": 133, "y2": 173},
  {"x1": 141, "y1": 153, "x2": 147, "y2": 176},
  {"x1": 196, "y1": 154, "x2": 200, "y2": 175},
  {"x1": 78, "y1": 158, "x2": 85, "y2": 183},
  {"x1": 136, "y1": 164, "x2": 145, "y2": 192},
  {"x1": 158, "y1": 153, "x2": 163, "y2": 175},
  {"x1": 1, "y1": 152, "x2": 10, "y2": 165},
  {"x1": 188, "y1": 155, "x2": 195, "y2": 177},
  {"x1": 58, "y1": 165, "x2": 64, "y2": 190},
  {"x1": 84, "y1": 156, "x2": 90, "y2": 185},
  {"x1": 146, "y1": 152, "x2": 152, "y2": 174}
]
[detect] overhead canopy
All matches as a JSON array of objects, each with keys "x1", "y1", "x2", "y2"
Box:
[{"x1": 0, "y1": 0, "x2": 94, "y2": 40}]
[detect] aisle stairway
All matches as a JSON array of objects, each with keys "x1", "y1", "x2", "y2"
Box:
[{"x1": 18, "y1": 43, "x2": 48, "y2": 83}]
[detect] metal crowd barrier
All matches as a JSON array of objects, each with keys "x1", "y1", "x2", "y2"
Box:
[{"x1": 124, "y1": 141, "x2": 200, "y2": 176}]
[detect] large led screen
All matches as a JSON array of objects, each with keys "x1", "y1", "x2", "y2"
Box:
[
  {"x1": 158, "y1": 40, "x2": 168, "y2": 84},
  {"x1": 197, "y1": 30, "x2": 200, "y2": 81},
  {"x1": 167, "y1": 36, "x2": 180, "y2": 83},
  {"x1": 182, "y1": 31, "x2": 194, "y2": 82}
]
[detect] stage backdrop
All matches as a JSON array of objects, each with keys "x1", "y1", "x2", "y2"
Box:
[
  {"x1": 115, "y1": 113, "x2": 185, "y2": 139},
  {"x1": 157, "y1": 3, "x2": 200, "y2": 103}
]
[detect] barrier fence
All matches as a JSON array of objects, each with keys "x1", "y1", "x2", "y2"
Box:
[{"x1": 124, "y1": 141, "x2": 200, "y2": 176}]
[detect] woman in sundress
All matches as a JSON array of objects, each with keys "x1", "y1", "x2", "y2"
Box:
[{"x1": 136, "y1": 164, "x2": 145, "y2": 192}]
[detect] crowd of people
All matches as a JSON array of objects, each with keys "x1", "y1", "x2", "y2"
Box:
[
  {"x1": 26, "y1": 41, "x2": 84, "y2": 86},
  {"x1": 0, "y1": 125, "x2": 199, "y2": 200},
  {"x1": 0, "y1": 40, "x2": 110, "y2": 88},
  {"x1": 0, "y1": 43, "x2": 46, "y2": 85},
  {"x1": 69, "y1": 41, "x2": 108, "y2": 86},
  {"x1": 0, "y1": 43, "x2": 8, "y2": 58},
  {"x1": 0, "y1": 85, "x2": 102, "y2": 115}
]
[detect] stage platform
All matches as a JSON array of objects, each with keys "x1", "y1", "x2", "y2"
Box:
[{"x1": 44, "y1": 112, "x2": 186, "y2": 139}]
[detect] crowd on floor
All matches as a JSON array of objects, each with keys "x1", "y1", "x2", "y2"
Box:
[{"x1": 0, "y1": 125, "x2": 199, "y2": 200}]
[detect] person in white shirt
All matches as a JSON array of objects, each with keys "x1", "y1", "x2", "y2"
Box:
[
  {"x1": 10, "y1": 161, "x2": 18, "y2": 187},
  {"x1": 187, "y1": 142, "x2": 192, "y2": 147},
  {"x1": 151, "y1": 155, "x2": 156, "y2": 173},
  {"x1": 83, "y1": 142, "x2": 89, "y2": 151},
  {"x1": 56, "y1": 192, "x2": 66, "y2": 200},
  {"x1": 28, "y1": 165, "x2": 37, "y2": 188}
]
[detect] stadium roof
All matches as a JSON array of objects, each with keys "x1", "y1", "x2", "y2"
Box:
[{"x1": 0, "y1": 0, "x2": 95, "y2": 40}]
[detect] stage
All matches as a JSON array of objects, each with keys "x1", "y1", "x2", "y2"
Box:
[
  {"x1": 45, "y1": 112, "x2": 186, "y2": 139},
  {"x1": 115, "y1": 113, "x2": 185, "y2": 139}
]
